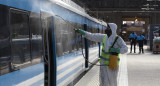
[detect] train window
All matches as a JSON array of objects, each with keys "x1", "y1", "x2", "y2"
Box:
[
  {"x1": 10, "y1": 9, "x2": 31, "y2": 67},
  {"x1": 29, "y1": 12, "x2": 43, "y2": 62},
  {"x1": 0, "y1": 5, "x2": 11, "y2": 75},
  {"x1": 76, "y1": 23, "x2": 84, "y2": 50},
  {"x1": 54, "y1": 17, "x2": 83, "y2": 57},
  {"x1": 54, "y1": 18, "x2": 64, "y2": 57}
]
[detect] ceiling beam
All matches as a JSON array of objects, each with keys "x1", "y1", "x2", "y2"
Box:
[{"x1": 88, "y1": 10, "x2": 160, "y2": 13}]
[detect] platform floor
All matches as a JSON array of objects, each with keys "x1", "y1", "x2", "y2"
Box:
[{"x1": 75, "y1": 45, "x2": 160, "y2": 86}]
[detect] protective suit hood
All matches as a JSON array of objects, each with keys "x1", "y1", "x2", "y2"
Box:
[{"x1": 108, "y1": 23, "x2": 117, "y2": 36}]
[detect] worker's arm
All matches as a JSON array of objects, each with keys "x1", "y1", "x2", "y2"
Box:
[
  {"x1": 117, "y1": 37, "x2": 128, "y2": 54},
  {"x1": 75, "y1": 29, "x2": 106, "y2": 42}
]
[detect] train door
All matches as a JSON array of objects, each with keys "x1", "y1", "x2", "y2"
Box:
[
  {"x1": 0, "y1": 4, "x2": 11, "y2": 75},
  {"x1": 40, "y1": 11, "x2": 57, "y2": 86},
  {"x1": 9, "y1": 9, "x2": 31, "y2": 68}
]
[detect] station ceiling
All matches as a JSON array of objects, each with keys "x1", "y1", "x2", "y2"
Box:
[
  {"x1": 73, "y1": 0, "x2": 160, "y2": 11},
  {"x1": 72, "y1": 0, "x2": 160, "y2": 21}
]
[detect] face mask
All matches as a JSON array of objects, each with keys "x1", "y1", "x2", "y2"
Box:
[{"x1": 105, "y1": 29, "x2": 112, "y2": 37}]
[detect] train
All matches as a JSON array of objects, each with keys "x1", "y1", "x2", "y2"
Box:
[{"x1": 0, "y1": 0, "x2": 107, "y2": 86}]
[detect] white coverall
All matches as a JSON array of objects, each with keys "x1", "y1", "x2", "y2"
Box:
[{"x1": 84, "y1": 23, "x2": 128, "y2": 86}]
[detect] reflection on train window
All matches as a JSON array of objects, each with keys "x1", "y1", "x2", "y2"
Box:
[
  {"x1": 0, "y1": 5, "x2": 11, "y2": 75},
  {"x1": 30, "y1": 12, "x2": 43, "y2": 62},
  {"x1": 10, "y1": 10, "x2": 31, "y2": 66}
]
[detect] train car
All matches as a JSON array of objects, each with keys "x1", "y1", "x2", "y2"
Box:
[
  {"x1": 0, "y1": 0, "x2": 107, "y2": 86},
  {"x1": 147, "y1": 24, "x2": 160, "y2": 51}
]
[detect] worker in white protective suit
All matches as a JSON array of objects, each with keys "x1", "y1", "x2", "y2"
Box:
[{"x1": 75, "y1": 23, "x2": 128, "y2": 86}]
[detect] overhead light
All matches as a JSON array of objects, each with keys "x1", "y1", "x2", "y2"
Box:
[
  {"x1": 141, "y1": 7, "x2": 154, "y2": 10},
  {"x1": 143, "y1": 4, "x2": 149, "y2": 6},
  {"x1": 131, "y1": 21, "x2": 134, "y2": 24},
  {"x1": 153, "y1": 5, "x2": 159, "y2": 6},
  {"x1": 122, "y1": 31, "x2": 127, "y2": 34},
  {"x1": 123, "y1": 21, "x2": 126, "y2": 24},
  {"x1": 135, "y1": 19, "x2": 138, "y2": 22},
  {"x1": 143, "y1": 4, "x2": 159, "y2": 7}
]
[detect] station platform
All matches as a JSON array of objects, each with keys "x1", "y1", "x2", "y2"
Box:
[{"x1": 75, "y1": 45, "x2": 160, "y2": 86}]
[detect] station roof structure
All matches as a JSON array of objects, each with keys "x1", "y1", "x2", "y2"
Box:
[{"x1": 72, "y1": 0, "x2": 160, "y2": 20}]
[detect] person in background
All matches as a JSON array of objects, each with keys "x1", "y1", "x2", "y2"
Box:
[
  {"x1": 137, "y1": 33, "x2": 145, "y2": 54},
  {"x1": 75, "y1": 23, "x2": 128, "y2": 86},
  {"x1": 129, "y1": 32, "x2": 137, "y2": 53}
]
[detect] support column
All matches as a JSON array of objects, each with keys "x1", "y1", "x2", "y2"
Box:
[{"x1": 84, "y1": 24, "x2": 88, "y2": 69}]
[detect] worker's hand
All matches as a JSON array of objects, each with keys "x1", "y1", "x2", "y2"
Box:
[
  {"x1": 109, "y1": 48, "x2": 120, "y2": 54},
  {"x1": 75, "y1": 29, "x2": 85, "y2": 35}
]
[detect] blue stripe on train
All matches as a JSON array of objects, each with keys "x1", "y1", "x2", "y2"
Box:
[
  {"x1": 57, "y1": 45, "x2": 99, "y2": 74},
  {"x1": 56, "y1": 45, "x2": 99, "y2": 85},
  {"x1": 57, "y1": 58, "x2": 83, "y2": 75},
  {"x1": 0, "y1": 46, "x2": 99, "y2": 86},
  {"x1": 0, "y1": 0, "x2": 41, "y2": 13},
  {"x1": 0, "y1": 63, "x2": 44, "y2": 86},
  {"x1": 30, "y1": 78, "x2": 44, "y2": 86},
  {"x1": 57, "y1": 65, "x2": 82, "y2": 85}
]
